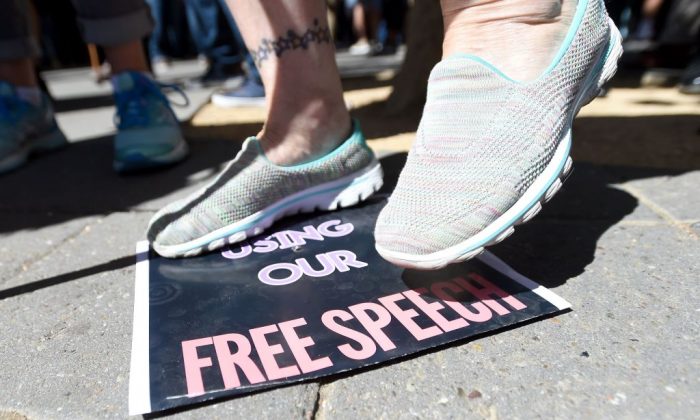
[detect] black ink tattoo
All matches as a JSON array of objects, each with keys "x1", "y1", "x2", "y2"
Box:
[{"x1": 250, "y1": 18, "x2": 332, "y2": 67}]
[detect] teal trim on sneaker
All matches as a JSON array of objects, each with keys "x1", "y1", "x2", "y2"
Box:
[{"x1": 254, "y1": 119, "x2": 369, "y2": 170}]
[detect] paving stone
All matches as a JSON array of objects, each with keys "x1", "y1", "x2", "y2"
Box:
[
  {"x1": 316, "y1": 224, "x2": 699, "y2": 419},
  {"x1": 165, "y1": 383, "x2": 319, "y2": 420},
  {"x1": 613, "y1": 170, "x2": 700, "y2": 221},
  {"x1": 0, "y1": 213, "x2": 95, "y2": 285},
  {"x1": 0, "y1": 138, "x2": 236, "y2": 216}
]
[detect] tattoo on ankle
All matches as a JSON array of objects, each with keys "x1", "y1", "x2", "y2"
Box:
[{"x1": 250, "y1": 18, "x2": 332, "y2": 67}]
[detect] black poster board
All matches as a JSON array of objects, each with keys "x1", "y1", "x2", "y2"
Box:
[{"x1": 129, "y1": 198, "x2": 570, "y2": 415}]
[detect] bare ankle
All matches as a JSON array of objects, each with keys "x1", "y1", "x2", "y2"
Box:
[
  {"x1": 260, "y1": 97, "x2": 351, "y2": 166},
  {"x1": 440, "y1": 0, "x2": 577, "y2": 80}
]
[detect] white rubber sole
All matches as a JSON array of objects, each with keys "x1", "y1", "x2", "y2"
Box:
[
  {"x1": 154, "y1": 162, "x2": 384, "y2": 258},
  {"x1": 376, "y1": 19, "x2": 624, "y2": 270},
  {"x1": 0, "y1": 129, "x2": 68, "y2": 175}
]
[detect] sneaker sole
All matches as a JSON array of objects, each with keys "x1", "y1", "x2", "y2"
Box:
[
  {"x1": 376, "y1": 19, "x2": 623, "y2": 270},
  {"x1": 154, "y1": 162, "x2": 384, "y2": 258},
  {"x1": 0, "y1": 129, "x2": 68, "y2": 175},
  {"x1": 114, "y1": 137, "x2": 190, "y2": 173}
]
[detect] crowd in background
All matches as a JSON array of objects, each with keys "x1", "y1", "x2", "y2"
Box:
[{"x1": 25, "y1": 0, "x2": 700, "y2": 95}]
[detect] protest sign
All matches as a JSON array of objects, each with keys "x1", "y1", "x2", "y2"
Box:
[{"x1": 129, "y1": 197, "x2": 570, "y2": 415}]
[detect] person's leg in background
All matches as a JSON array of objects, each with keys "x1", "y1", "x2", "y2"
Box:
[
  {"x1": 71, "y1": 0, "x2": 189, "y2": 173},
  {"x1": 184, "y1": 0, "x2": 244, "y2": 85},
  {"x1": 347, "y1": 0, "x2": 381, "y2": 54},
  {"x1": 147, "y1": 0, "x2": 382, "y2": 258},
  {"x1": 145, "y1": 0, "x2": 171, "y2": 75},
  {"x1": 210, "y1": 2, "x2": 266, "y2": 108},
  {"x1": 374, "y1": 0, "x2": 623, "y2": 268},
  {"x1": 379, "y1": 0, "x2": 407, "y2": 55},
  {"x1": 0, "y1": 0, "x2": 67, "y2": 174}
]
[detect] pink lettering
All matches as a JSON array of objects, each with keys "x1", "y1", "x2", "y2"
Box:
[
  {"x1": 182, "y1": 337, "x2": 214, "y2": 396},
  {"x1": 278, "y1": 318, "x2": 332, "y2": 374},
  {"x1": 404, "y1": 288, "x2": 468, "y2": 333},
  {"x1": 212, "y1": 333, "x2": 266, "y2": 389},
  {"x1": 321, "y1": 309, "x2": 377, "y2": 360},
  {"x1": 349, "y1": 302, "x2": 396, "y2": 351},
  {"x1": 379, "y1": 293, "x2": 442, "y2": 341},
  {"x1": 430, "y1": 281, "x2": 492, "y2": 322},
  {"x1": 456, "y1": 274, "x2": 526, "y2": 315},
  {"x1": 249, "y1": 324, "x2": 300, "y2": 381}
]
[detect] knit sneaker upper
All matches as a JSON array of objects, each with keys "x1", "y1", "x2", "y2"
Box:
[
  {"x1": 375, "y1": 0, "x2": 611, "y2": 256},
  {"x1": 148, "y1": 122, "x2": 376, "y2": 247}
]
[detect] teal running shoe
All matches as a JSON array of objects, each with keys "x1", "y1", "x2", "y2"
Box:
[
  {"x1": 113, "y1": 72, "x2": 189, "y2": 173},
  {"x1": 374, "y1": 0, "x2": 623, "y2": 269},
  {"x1": 0, "y1": 81, "x2": 67, "y2": 174},
  {"x1": 148, "y1": 120, "x2": 383, "y2": 258}
]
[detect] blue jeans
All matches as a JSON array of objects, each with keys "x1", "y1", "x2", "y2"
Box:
[{"x1": 146, "y1": 0, "x2": 260, "y2": 83}]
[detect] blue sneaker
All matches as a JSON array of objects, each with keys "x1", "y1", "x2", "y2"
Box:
[
  {"x1": 211, "y1": 77, "x2": 265, "y2": 108},
  {"x1": 112, "y1": 72, "x2": 189, "y2": 173},
  {"x1": 0, "y1": 81, "x2": 67, "y2": 174}
]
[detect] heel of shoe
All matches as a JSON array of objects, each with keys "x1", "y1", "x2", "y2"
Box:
[{"x1": 580, "y1": 18, "x2": 624, "y2": 106}]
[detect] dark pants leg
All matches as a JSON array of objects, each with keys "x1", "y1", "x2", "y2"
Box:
[
  {"x1": 185, "y1": 0, "x2": 241, "y2": 73},
  {"x1": 70, "y1": 0, "x2": 153, "y2": 46},
  {"x1": 0, "y1": 0, "x2": 41, "y2": 60}
]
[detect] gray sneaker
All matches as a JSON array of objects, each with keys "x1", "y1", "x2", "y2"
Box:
[
  {"x1": 148, "y1": 120, "x2": 383, "y2": 258},
  {"x1": 374, "y1": 0, "x2": 623, "y2": 269}
]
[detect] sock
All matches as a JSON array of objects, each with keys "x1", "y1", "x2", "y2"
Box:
[{"x1": 16, "y1": 86, "x2": 42, "y2": 107}]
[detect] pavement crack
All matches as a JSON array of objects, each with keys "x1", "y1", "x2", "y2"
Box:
[
  {"x1": 619, "y1": 185, "x2": 699, "y2": 240},
  {"x1": 309, "y1": 383, "x2": 323, "y2": 420},
  {"x1": 1, "y1": 218, "x2": 100, "y2": 288}
]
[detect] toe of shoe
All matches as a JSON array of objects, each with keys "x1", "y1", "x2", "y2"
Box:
[
  {"x1": 374, "y1": 207, "x2": 447, "y2": 257},
  {"x1": 374, "y1": 202, "x2": 493, "y2": 259}
]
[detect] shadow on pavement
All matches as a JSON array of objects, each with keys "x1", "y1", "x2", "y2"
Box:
[{"x1": 0, "y1": 136, "x2": 242, "y2": 222}]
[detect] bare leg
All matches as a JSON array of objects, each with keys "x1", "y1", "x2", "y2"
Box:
[
  {"x1": 103, "y1": 40, "x2": 150, "y2": 74},
  {"x1": 441, "y1": 0, "x2": 577, "y2": 80},
  {"x1": 223, "y1": 0, "x2": 350, "y2": 165},
  {"x1": 353, "y1": 3, "x2": 369, "y2": 44}
]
